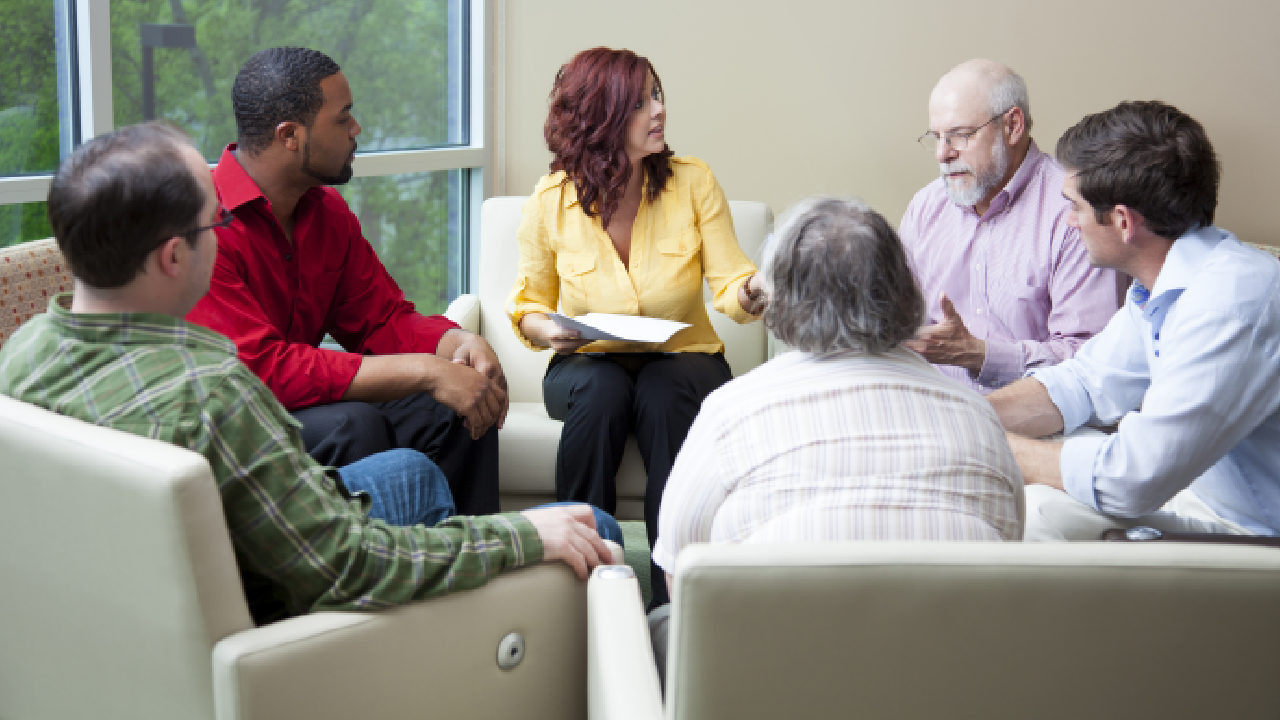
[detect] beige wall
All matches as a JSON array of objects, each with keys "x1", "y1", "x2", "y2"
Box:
[{"x1": 499, "y1": 0, "x2": 1280, "y2": 244}]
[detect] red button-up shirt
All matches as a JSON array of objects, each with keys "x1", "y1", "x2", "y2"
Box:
[{"x1": 187, "y1": 145, "x2": 457, "y2": 410}]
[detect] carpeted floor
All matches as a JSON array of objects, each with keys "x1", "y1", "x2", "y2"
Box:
[{"x1": 619, "y1": 520, "x2": 653, "y2": 608}]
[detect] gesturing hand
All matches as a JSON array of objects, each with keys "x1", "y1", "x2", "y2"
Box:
[
  {"x1": 738, "y1": 274, "x2": 767, "y2": 315},
  {"x1": 452, "y1": 333, "x2": 509, "y2": 430},
  {"x1": 521, "y1": 504, "x2": 612, "y2": 580},
  {"x1": 903, "y1": 292, "x2": 987, "y2": 373},
  {"x1": 430, "y1": 360, "x2": 507, "y2": 440}
]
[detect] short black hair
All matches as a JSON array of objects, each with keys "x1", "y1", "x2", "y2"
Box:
[
  {"x1": 46, "y1": 122, "x2": 202, "y2": 289},
  {"x1": 1056, "y1": 100, "x2": 1219, "y2": 240},
  {"x1": 232, "y1": 47, "x2": 342, "y2": 155}
]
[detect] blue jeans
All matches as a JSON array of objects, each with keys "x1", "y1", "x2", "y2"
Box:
[{"x1": 338, "y1": 449, "x2": 624, "y2": 546}]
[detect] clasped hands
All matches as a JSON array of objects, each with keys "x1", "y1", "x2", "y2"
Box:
[
  {"x1": 903, "y1": 292, "x2": 987, "y2": 374},
  {"x1": 435, "y1": 331, "x2": 509, "y2": 440}
]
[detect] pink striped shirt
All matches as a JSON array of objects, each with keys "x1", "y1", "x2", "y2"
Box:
[{"x1": 899, "y1": 141, "x2": 1121, "y2": 394}]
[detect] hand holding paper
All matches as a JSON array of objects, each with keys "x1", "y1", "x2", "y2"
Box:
[{"x1": 548, "y1": 313, "x2": 690, "y2": 344}]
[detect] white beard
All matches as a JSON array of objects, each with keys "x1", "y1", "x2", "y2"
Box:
[{"x1": 940, "y1": 138, "x2": 1009, "y2": 207}]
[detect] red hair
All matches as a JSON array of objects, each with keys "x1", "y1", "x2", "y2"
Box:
[{"x1": 544, "y1": 47, "x2": 674, "y2": 229}]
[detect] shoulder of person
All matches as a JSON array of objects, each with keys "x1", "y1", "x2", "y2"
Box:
[
  {"x1": 531, "y1": 171, "x2": 569, "y2": 198},
  {"x1": 670, "y1": 156, "x2": 715, "y2": 182},
  {"x1": 1192, "y1": 230, "x2": 1280, "y2": 316}
]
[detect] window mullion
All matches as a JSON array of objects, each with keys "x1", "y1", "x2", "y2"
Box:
[{"x1": 76, "y1": 0, "x2": 114, "y2": 140}]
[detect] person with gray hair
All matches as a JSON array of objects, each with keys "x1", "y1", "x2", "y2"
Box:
[
  {"x1": 900, "y1": 58, "x2": 1121, "y2": 395},
  {"x1": 644, "y1": 197, "x2": 1025, "y2": 677}
]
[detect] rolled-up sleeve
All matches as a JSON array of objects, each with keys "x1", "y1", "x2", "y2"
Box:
[
  {"x1": 507, "y1": 195, "x2": 559, "y2": 350},
  {"x1": 692, "y1": 162, "x2": 757, "y2": 325}
]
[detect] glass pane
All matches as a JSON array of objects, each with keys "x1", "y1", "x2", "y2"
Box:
[
  {"x1": 0, "y1": 0, "x2": 76, "y2": 176},
  {"x1": 0, "y1": 202, "x2": 53, "y2": 248},
  {"x1": 109, "y1": 0, "x2": 467, "y2": 161},
  {"x1": 339, "y1": 169, "x2": 466, "y2": 315}
]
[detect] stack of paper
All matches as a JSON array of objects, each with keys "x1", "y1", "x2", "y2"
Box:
[{"x1": 548, "y1": 313, "x2": 690, "y2": 344}]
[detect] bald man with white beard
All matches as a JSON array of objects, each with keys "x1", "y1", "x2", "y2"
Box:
[{"x1": 900, "y1": 59, "x2": 1121, "y2": 395}]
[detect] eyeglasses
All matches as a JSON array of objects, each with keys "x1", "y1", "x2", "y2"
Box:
[
  {"x1": 183, "y1": 206, "x2": 233, "y2": 238},
  {"x1": 918, "y1": 108, "x2": 1012, "y2": 153}
]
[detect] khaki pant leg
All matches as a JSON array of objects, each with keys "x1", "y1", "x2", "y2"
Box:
[{"x1": 1024, "y1": 485, "x2": 1250, "y2": 542}]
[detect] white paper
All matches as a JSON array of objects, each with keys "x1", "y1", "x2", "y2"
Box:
[{"x1": 548, "y1": 313, "x2": 690, "y2": 344}]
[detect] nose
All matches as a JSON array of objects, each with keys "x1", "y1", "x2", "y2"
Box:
[
  {"x1": 935, "y1": 136, "x2": 956, "y2": 164},
  {"x1": 351, "y1": 116, "x2": 362, "y2": 138},
  {"x1": 651, "y1": 98, "x2": 664, "y2": 119}
]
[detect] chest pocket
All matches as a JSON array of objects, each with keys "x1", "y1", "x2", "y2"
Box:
[
  {"x1": 556, "y1": 252, "x2": 597, "y2": 311},
  {"x1": 655, "y1": 229, "x2": 703, "y2": 308}
]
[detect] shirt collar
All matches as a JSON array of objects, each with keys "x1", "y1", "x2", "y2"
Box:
[
  {"x1": 43, "y1": 293, "x2": 237, "y2": 355},
  {"x1": 1134, "y1": 226, "x2": 1225, "y2": 337},
  {"x1": 213, "y1": 144, "x2": 266, "y2": 211},
  {"x1": 1148, "y1": 225, "x2": 1225, "y2": 299},
  {"x1": 213, "y1": 143, "x2": 325, "y2": 213},
  {"x1": 982, "y1": 140, "x2": 1044, "y2": 216}
]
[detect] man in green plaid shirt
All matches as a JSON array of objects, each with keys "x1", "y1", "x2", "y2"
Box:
[{"x1": 0, "y1": 122, "x2": 617, "y2": 624}]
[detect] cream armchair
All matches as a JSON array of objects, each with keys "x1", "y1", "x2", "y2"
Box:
[
  {"x1": 0, "y1": 394, "x2": 601, "y2": 720},
  {"x1": 588, "y1": 543, "x2": 1280, "y2": 720},
  {"x1": 444, "y1": 197, "x2": 774, "y2": 518}
]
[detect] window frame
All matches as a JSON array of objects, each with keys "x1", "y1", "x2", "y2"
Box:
[{"x1": 0, "y1": 0, "x2": 492, "y2": 294}]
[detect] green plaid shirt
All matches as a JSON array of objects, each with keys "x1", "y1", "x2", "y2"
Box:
[{"x1": 0, "y1": 295, "x2": 542, "y2": 619}]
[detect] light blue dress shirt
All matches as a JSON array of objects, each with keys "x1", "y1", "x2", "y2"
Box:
[{"x1": 1031, "y1": 227, "x2": 1280, "y2": 536}]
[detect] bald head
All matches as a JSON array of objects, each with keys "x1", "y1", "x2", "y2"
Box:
[
  {"x1": 931, "y1": 59, "x2": 1032, "y2": 131},
  {"x1": 926, "y1": 59, "x2": 1033, "y2": 213}
]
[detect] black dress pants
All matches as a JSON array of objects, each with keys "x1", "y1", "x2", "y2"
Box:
[
  {"x1": 291, "y1": 391, "x2": 500, "y2": 516},
  {"x1": 544, "y1": 352, "x2": 732, "y2": 607}
]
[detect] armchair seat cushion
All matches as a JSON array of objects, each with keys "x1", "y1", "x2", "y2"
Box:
[{"x1": 498, "y1": 402, "x2": 647, "y2": 519}]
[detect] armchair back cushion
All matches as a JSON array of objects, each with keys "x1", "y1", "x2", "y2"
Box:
[
  {"x1": 663, "y1": 543, "x2": 1280, "y2": 720},
  {"x1": 0, "y1": 238, "x2": 72, "y2": 348}
]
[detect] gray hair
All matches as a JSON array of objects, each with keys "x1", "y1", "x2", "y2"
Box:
[
  {"x1": 761, "y1": 197, "x2": 925, "y2": 355},
  {"x1": 989, "y1": 67, "x2": 1032, "y2": 130}
]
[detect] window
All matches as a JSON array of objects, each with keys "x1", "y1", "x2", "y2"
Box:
[
  {"x1": 0, "y1": 0, "x2": 489, "y2": 308},
  {"x1": 0, "y1": 0, "x2": 77, "y2": 246}
]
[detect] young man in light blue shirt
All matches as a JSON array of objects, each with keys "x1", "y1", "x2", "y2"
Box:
[{"x1": 988, "y1": 100, "x2": 1280, "y2": 542}]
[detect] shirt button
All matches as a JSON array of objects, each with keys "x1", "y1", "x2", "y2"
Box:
[
  {"x1": 284, "y1": 254, "x2": 293, "y2": 261},
  {"x1": 976, "y1": 308, "x2": 983, "y2": 314},
  {"x1": 974, "y1": 263, "x2": 982, "y2": 270}
]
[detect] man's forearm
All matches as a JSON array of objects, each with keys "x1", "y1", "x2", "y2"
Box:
[
  {"x1": 435, "y1": 327, "x2": 470, "y2": 359},
  {"x1": 1004, "y1": 433, "x2": 1065, "y2": 490},
  {"x1": 342, "y1": 353, "x2": 443, "y2": 403},
  {"x1": 988, "y1": 377, "x2": 1065, "y2": 438}
]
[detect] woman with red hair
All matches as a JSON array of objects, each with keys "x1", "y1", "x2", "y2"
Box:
[{"x1": 508, "y1": 47, "x2": 764, "y2": 607}]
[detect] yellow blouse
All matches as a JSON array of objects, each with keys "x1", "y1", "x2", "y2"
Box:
[{"x1": 507, "y1": 157, "x2": 758, "y2": 354}]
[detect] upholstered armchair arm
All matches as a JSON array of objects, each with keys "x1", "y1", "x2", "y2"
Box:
[
  {"x1": 587, "y1": 566, "x2": 664, "y2": 720},
  {"x1": 444, "y1": 293, "x2": 481, "y2": 333},
  {"x1": 213, "y1": 562, "x2": 590, "y2": 720}
]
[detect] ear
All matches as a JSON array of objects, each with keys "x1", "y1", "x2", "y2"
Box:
[
  {"x1": 152, "y1": 236, "x2": 187, "y2": 279},
  {"x1": 1112, "y1": 205, "x2": 1146, "y2": 243},
  {"x1": 275, "y1": 121, "x2": 305, "y2": 153},
  {"x1": 1004, "y1": 107, "x2": 1027, "y2": 146}
]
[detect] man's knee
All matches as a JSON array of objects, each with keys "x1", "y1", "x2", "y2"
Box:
[{"x1": 295, "y1": 401, "x2": 394, "y2": 460}]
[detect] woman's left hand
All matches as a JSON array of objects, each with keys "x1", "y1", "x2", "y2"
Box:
[{"x1": 738, "y1": 274, "x2": 767, "y2": 315}]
